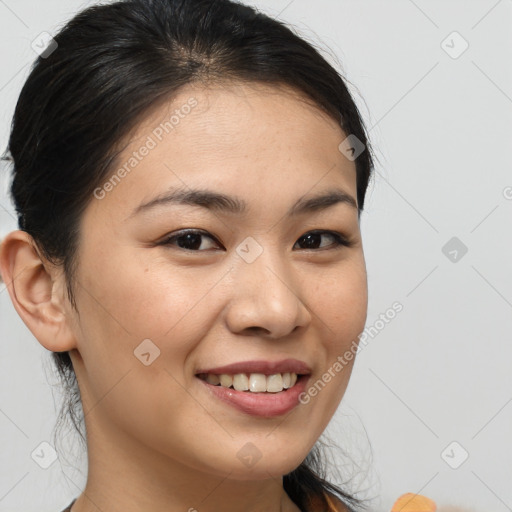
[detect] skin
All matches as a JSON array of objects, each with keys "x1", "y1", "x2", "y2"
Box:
[{"x1": 0, "y1": 81, "x2": 368, "y2": 512}]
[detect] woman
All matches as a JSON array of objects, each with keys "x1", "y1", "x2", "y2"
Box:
[{"x1": 0, "y1": 0, "x2": 378, "y2": 510}]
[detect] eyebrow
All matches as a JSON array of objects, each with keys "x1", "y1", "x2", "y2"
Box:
[{"x1": 127, "y1": 186, "x2": 358, "y2": 220}]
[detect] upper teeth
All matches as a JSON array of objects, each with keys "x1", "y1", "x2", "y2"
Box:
[{"x1": 202, "y1": 372, "x2": 298, "y2": 392}]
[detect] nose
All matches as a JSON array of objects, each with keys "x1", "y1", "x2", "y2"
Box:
[{"x1": 224, "y1": 249, "x2": 312, "y2": 339}]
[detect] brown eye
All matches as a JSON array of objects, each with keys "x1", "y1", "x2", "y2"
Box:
[
  {"x1": 294, "y1": 230, "x2": 352, "y2": 250},
  {"x1": 160, "y1": 230, "x2": 221, "y2": 251},
  {"x1": 159, "y1": 229, "x2": 352, "y2": 252}
]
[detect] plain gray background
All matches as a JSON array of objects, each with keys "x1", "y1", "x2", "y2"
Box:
[{"x1": 1, "y1": 1, "x2": 511, "y2": 511}]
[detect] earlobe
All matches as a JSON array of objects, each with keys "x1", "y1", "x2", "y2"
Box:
[{"x1": 0, "y1": 230, "x2": 77, "y2": 352}]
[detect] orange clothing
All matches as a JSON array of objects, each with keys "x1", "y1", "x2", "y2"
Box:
[
  {"x1": 391, "y1": 493, "x2": 437, "y2": 511},
  {"x1": 310, "y1": 490, "x2": 437, "y2": 511}
]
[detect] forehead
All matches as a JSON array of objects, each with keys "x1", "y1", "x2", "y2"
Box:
[{"x1": 88, "y1": 81, "x2": 358, "y2": 221}]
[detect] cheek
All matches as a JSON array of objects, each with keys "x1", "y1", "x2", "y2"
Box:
[
  {"x1": 72, "y1": 261, "x2": 214, "y2": 445},
  {"x1": 71, "y1": 255, "x2": 205, "y2": 403},
  {"x1": 301, "y1": 260, "x2": 367, "y2": 411},
  {"x1": 309, "y1": 258, "x2": 368, "y2": 338},
  {"x1": 79, "y1": 247, "x2": 210, "y2": 342},
  {"x1": 73, "y1": 254, "x2": 232, "y2": 423}
]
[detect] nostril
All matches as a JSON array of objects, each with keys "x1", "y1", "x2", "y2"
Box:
[{"x1": 245, "y1": 326, "x2": 271, "y2": 336}]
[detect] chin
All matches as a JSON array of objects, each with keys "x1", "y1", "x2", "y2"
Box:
[{"x1": 214, "y1": 454, "x2": 304, "y2": 482}]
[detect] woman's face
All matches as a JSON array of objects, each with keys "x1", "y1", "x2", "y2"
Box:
[{"x1": 66, "y1": 81, "x2": 368, "y2": 480}]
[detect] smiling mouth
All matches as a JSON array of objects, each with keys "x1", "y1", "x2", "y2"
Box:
[{"x1": 196, "y1": 372, "x2": 305, "y2": 393}]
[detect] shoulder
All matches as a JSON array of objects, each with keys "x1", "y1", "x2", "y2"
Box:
[
  {"x1": 60, "y1": 498, "x2": 76, "y2": 512},
  {"x1": 325, "y1": 491, "x2": 351, "y2": 512},
  {"x1": 309, "y1": 490, "x2": 351, "y2": 512}
]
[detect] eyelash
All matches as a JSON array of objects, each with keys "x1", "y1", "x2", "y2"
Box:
[{"x1": 158, "y1": 229, "x2": 354, "y2": 252}]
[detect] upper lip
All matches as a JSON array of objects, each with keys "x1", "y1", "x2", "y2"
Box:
[{"x1": 195, "y1": 358, "x2": 312, "y2": 376}]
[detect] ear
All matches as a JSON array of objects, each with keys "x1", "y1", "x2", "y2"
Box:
[{"x1": 0, "y1": 230, "x2": 77, "y2": 352}]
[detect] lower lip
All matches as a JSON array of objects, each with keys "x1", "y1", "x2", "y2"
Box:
[{"x1": 196, "y1": 375, "x2": 310, "y2": 417}]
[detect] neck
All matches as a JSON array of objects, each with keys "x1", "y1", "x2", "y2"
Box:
[{"x1": 68, "y1": 414, "x2": 302, "y2": 512}]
